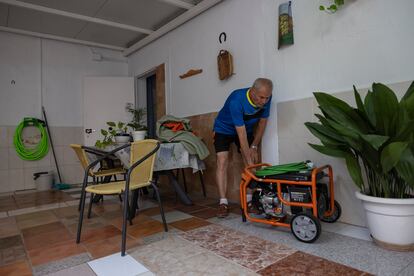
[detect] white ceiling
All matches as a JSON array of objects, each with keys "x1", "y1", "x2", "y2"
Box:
[{"x1": 0, "y1": 0, "x2": 221, "y2": 55}]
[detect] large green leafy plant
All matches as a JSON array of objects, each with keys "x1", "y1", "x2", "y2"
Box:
[{"x1": 305, "y1": 82, "x2": 414, "y2": 198}]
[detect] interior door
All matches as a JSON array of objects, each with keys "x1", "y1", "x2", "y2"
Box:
[{"x1": 83, "y1": 77, "x2": 134, "y2": 146}]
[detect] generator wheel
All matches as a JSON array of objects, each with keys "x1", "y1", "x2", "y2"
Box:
[
  {"x1": 291, "y1": 213, "x2": 321, "y2": 243},
  {"x1": 320, "y1": 200, "x2": 341, "y2": 223}
]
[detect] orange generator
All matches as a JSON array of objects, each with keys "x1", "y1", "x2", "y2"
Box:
[{"x1": 240, "y1": 162, "x2": 341, "y2": 243}]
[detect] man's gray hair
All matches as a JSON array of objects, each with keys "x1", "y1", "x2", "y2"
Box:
[{"x1": 252, "y1": 78, "x2": 273, "y2": 91}]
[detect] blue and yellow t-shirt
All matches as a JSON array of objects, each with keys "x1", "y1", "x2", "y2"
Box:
[{"x1": 213, "y1": 88, "x2": 272, "y2": 135}]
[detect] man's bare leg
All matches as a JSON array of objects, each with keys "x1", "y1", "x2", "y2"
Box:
[{"x1": 216, "y1": 151, "x2": 230, "y2": 217}]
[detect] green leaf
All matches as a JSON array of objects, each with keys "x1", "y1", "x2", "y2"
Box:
[
  {"x1": 308, "y1": 143, "x2": 348, "y2": 158},
  {"x1": 360, "y1": 134, "x2": 389, "y2": 150},
  {"x1": 353, "y1": 85, "x2": 369, "y2": 120},
  {"x1": 371, "y1": 83, "x2": 399, "y2": 135},
  {"x1": 107, "y1": 122, "x2": 116, "y2": 127},
  {"x1": 401, "y1": 81, "x2": 414, "y2": 102},
  {"x1": 314, "y1": 92, "x2": 368, "y2": 133},
  {"x1": 328, "y1": 4, "x2": 337, "y2": 11},
  {"x1": 401, "y1": 85, "x2": 414, "y2": 119},
  {"x1": 305, "y1": 122, "x2": 345, "y2": 145},
  {"x1": 101, "y1": 129, "x2": 108, "y2": 136},
  {"x1": 345, "y1": 153, "x2": 364, "y2": 190},
  {"x1": 395, "y1": 148, "x2": 414, "y2": 187},
  {"x1": 335, "y1": 0, "x2": 344, "y2": 5},
  {"x1": 325, "y1": 118, "x2": 359, "y2": 139},
  {"x1": 364, "y1": 90, "x2": 376, "y2": 126},
  {"x1": 381, "y1": 142, "x2": 409, "y2": 173},
  {"x1": 319, "y1": 5, "x2": 325, "y2": 11}
]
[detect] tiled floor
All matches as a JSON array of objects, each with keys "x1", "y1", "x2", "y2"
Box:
[{"x1": 0, "y1": 190, "x2": 413, "y2": 275}]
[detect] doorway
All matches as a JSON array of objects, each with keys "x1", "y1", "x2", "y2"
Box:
[{"x1": 135, "y1": 64, "x2": 166, "y2": 138}]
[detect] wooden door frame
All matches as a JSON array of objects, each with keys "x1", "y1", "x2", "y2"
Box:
[{"x1": 135, "y1": 63, "x2": 166, "y2": 120}]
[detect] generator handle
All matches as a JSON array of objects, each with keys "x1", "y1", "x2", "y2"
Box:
[{"x1": 243, "y1": 163, "x2": 271, "y2": 181}]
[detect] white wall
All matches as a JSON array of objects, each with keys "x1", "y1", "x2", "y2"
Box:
[
  {"x1": 0, "y1": 31, "x2": 128, "y2": 191},
  {"x1": 0, "y1": 32, "x2": 41, "y2": 125},
  {"x1": 42, "y1": 39, "x2": 128, "y2": 127},
  {"x1": 0, "y1": 31, "x2": 129, "y2": 127},
  {"x1": 128, "y1": 0, "x2": 266, "y2": 117},
  {"x1": 263, "y1": 0, "x2": 414, "y2": 103}
]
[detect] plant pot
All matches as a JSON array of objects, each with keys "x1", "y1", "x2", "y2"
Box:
[
  {"x1": 355, "y1": 191, "x2": 414, "y2": 251},
  {"x1": 132, "y1": 130, "x2": 146, "y2": 141},
  {"x1": 114, "y1": 134, "x2": 130, "y2": 144}
]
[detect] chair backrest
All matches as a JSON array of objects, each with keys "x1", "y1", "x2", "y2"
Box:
[
  {"x1": 129, "y1": 139, "x2": 159, "y2": 185},
  {"x1": 70, "y1": 144, "x2": 93, "y2": 176}
]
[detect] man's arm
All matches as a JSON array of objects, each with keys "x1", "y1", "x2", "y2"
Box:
[
  {"x1": 252, "y1": 118, "x2": 268, "y2": 147},
  {"x1": 235, "y1": 125, "x2": 253, "y2": 165}
]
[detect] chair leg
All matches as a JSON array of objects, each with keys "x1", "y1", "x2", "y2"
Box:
[
  {"x1": 152, "y1": 174, "x2": 159, "y2": 200},
  {"x1": 152, "y1": 182, "x2": 168, "y2": 232},
  {"x1": 76, "y1": 190, "x2": 88, "y2": 243},
  {"x1": 181, "y1": 168, "x2": 188, "y2": 193},
  {"x1": 199, "y1": 171, "x2": 207, "y2": 198},
  {"x1": 87, "y1": 193, "x2": 94, "y2": 219},
  {"x1": 121, "y1": 187, "x2": 130, "y2": 256},
  {"x1": 118, "y1": 194, "x2": 123, "y2": 202},
  {"x1": 126, "y1": 206, "x2": 133, "y2": 226}
]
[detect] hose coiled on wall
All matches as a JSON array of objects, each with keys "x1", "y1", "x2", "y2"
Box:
[{"x1": 13, "y1": 118, "x2": 49, "y2": 160}]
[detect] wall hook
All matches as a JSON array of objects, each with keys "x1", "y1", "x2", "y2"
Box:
[{"x1": 219, "y1": 32, "x2": 227, "y2": 44}]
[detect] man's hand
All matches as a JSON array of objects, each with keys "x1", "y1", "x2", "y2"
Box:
[{"x1": 250, "y1": 146, "x2": 259, "y2": 164}]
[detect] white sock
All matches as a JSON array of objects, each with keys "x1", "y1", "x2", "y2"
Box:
[
  {"x1": 219, "y1": 198, "x2": 228, "y2": 205},
  {"x1": 246, "y1": 194, "x2": 252, "y2": 203}
]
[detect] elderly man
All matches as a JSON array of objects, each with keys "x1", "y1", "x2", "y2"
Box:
[{"x1": 213, "y1": 78, "x2": 273, "y2": 218}]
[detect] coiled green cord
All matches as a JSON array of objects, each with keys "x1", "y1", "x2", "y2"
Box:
[
  {"x1": 255, "y1": 161, "x2": 311, "y2": 177},
  {"x1": 13, "y1": 118, "x2": 49, "y2": 160}
]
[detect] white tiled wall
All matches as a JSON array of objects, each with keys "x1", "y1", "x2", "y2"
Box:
[
  {"x1": 0, "y1": 126, "x2": 84, "y2": 193},
  {"x1": 276, "y1": 81, "x2": 412, "y2": 227}
]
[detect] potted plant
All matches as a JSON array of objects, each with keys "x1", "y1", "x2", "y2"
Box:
[
  {"x1": 108, "y1": 121, "x2": 130, "y2": 143},
  {"x1": 95, "y1": 127, "x2": 114, "y2": 149},
  {"x1": 95, "y1": 121, "x2": 130, "y2": 148},
  {"x1": 126, "y1": 103, "x2": 147, "y2": 141},
  {"x1": 305, "y1": 82, "x2": 414, "y2": 251}
]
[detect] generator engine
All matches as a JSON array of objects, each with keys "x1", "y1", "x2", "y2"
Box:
[
  {"x1": 250, "y1": 181, "x2": 315, "y2": 218},
  {"x1": 251, "y1": 182, "x2": 285, "y2": 218}
]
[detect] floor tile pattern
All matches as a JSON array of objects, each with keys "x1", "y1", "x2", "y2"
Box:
[
  {"x1": 180, "y1": 224, "x2": 296, "y2": 271},
  {"x1": 0, "y1": 235, "x2": 26, "y2": 266},
  {"x1": 0, "y1": 190, "x2": 412, "y2": 276},
  {"x1": 258, "y1": 251, "x2": 367, "y2": 276}
]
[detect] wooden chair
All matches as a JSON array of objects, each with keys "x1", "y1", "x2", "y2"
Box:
[{"x1": 76, "y1": 140, "x2": 167, "y2": 256}]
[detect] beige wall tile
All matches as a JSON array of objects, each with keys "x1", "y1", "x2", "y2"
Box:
[
  {"x1": 8, "y1": 148, "x2": 23, "y2": 169},
  {"x1": 23, "y1": 159, "x2": 38, "y2": 169},
  {"x1": 24, "y1": 167, "x2": 37, "y2": 190},
  {"x1": 277, "y1": 97, "x2": 314, "y2": 140},
  {"x1": 49, "y1": 127, "x2": 66, "y2": 146},
  {"x1": 0, "y1": 148, "x2": 9, "y2": 170},
  {"x1": 9, "y1": 169, "x2": 25, "y2": 191},
  {"x1": 62, "y1": 146, "x2": 79, "y2": 165},
  {"x1": 36, "y1": 151, "x2": 51, "y2": 168},
  {"x1": 7, "y1": 126, "x2": 16, "y2": 148},
  {"x1": 0, "y1": 127, "x2": 7, "y2": 148},
  {"x1": 0, "y1": 170, "x2": 10, "y2": 193}
]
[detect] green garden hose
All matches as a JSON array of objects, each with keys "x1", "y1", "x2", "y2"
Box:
[
  {"x1": 14, "y1": 118, "x2": 49, "y2": 161},
  {"x1": 255, "y1": 161, "x2": 312, "y2": 177}
]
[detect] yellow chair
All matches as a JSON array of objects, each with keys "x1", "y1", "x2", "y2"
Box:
[
  {"x1": 70, "y1": 144, "x2": 126, "y2": 214},
  {"x1": 76, "y1": 140, "x2": 167, "y2": 256}
]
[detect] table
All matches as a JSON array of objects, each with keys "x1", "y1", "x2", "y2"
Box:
[{"x1": 88, "y1": 142, "x2": 206, "y2": 205}]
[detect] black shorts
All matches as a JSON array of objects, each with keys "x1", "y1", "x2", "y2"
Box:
[{"x1": 214, "y1": 132, "x2": 254, "y2": 153}]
